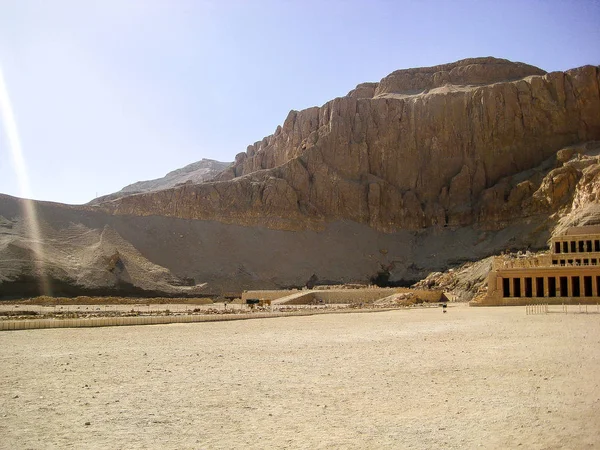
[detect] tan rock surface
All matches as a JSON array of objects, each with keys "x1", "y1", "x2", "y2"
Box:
[{"x1": 97, "y1": 59, "x2": 600, "y2": 233}]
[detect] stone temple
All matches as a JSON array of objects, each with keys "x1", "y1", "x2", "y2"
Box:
[{"x1": 482, "y1": 226, "x2": 600, "y2": 305}]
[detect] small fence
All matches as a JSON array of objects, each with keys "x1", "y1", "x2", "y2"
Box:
[
  {"x1": 526, "y1": 303, "x2": 600, "y2": 315},
  {"x1": 526, "y1": 304, "x2": 549, "y2": 315}
]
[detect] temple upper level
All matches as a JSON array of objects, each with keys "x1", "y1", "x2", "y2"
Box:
[
  {"x1": 493, "y1": 226, "x2": 600, "y2": 270},
  {"x1": 551, "y1": 226, "x2": 600, "y2": 254},
  {"x1": 550, "y1": 226, "x2": 600, "y2": 266}
]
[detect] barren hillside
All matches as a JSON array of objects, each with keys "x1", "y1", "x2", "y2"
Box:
[
  {"x1": 1, "y1": 57, "x2": 599, "y2": 298},
  {"x1": 89, "y1": 159, "x2": 230, "y2": 205}
]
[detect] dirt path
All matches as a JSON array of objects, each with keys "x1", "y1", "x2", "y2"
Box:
[{"x1": 1, "y1": 305, "x2": 599, "y2": 449}]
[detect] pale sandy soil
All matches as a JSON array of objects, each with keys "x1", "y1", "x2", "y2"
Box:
[{"x1": 1, "y1": 305, "x2": 599, "y2": 449}]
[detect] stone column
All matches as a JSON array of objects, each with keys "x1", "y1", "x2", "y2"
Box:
[
  {"x1": 593, "y1": 275, "x2": 598, "y2": 297},
  {"x1": 509, "y1": 277, "x2": 514, "y2": 297},
  {"x1": 568, "y1": 276, "x2": 573, "y2": 297}
]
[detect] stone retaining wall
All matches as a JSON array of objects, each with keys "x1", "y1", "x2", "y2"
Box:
[{"x1": 0, "y1": 308, "x2": 398, "y2": 331}]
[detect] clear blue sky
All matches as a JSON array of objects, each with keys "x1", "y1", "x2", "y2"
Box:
[{"x1": 1, "y1": 0, "x2": 599, "y2": 205}]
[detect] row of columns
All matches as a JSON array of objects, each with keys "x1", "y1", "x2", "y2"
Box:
[
  {"x1": 554, "y1": 239, "x2": 600, "y2": 254},
  {"x1": 502, "y1": 275, "x2": 599, "y2": 298}
]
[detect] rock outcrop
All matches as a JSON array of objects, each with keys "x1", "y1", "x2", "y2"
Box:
[
  {"x1": 1, "y1": 57, "x2": 600, "y2": 298},
  {"x1": 373, "y1": 57, "x2": 546, "y2": 97},
  {"x1": 96, "y1": 58, "x2": 600, "y2": 234}
]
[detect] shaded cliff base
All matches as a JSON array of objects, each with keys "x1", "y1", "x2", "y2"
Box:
[{"x1": 0, "y1": 206, "x2": 550, "y2": 300}]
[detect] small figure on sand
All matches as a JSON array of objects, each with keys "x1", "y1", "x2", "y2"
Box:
[{"x1": 440, "y1": 292, "x2": 449, "y2": 313}]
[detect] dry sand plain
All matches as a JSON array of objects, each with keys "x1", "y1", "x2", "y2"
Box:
[{"x1": 1, "y1": 305, "x2": 599, "y2": 449}]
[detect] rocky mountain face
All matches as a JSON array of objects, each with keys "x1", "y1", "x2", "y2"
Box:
[
  {"x1": 1, "y1": 57, "x2": 599, "y2": 298},
  {"x1": 89, "y1": 159, "x2": 230, "y2": 204},
  {"x1": 98, "y1": 58, "x2": 600, "y2": 232}
]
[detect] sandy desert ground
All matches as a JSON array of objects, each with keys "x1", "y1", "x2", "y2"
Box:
[{"x1": 1, "y1": 304, "x2": 599, "y2": 449}]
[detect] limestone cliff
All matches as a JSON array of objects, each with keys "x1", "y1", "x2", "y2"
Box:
[{"x1": 95, "y1": 58, "x2": 600, "y2": 233}]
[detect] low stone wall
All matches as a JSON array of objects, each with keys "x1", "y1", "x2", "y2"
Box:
[{"x1": 0, "y1": 308, "x2": 398, "y2": 332}]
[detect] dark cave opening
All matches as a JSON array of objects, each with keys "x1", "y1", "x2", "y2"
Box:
[{"x1": 369, "y1": 270, "x2": 416, "y2": 288}]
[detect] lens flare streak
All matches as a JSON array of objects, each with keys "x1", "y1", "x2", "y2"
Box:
[{"x1": 0, "y1": 66, "x2": 50, "y2": 295}]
